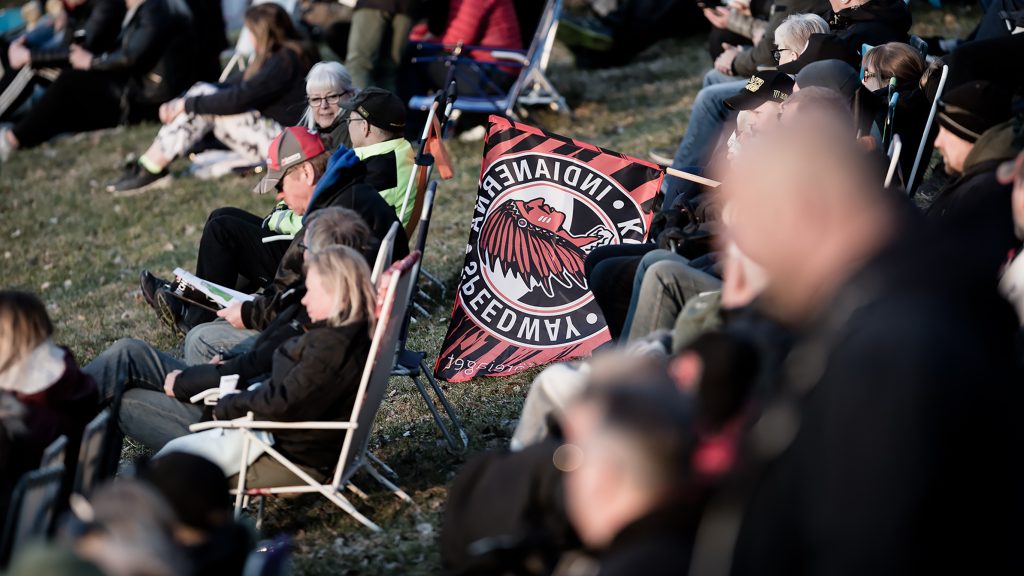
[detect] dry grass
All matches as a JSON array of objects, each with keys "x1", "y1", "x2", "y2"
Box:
[{"x1": 0, "y1": 5, "x2": 975, "y2": 573}]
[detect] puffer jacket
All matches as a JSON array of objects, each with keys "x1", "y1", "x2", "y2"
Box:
[
  {"x1": 90, "y1": 0, "x2": 197, "y2": 107},
  {"x1": 213, "y1": 321, "x2": 372, "y2": 472}
]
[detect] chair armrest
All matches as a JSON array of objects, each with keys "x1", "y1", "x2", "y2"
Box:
[
  {"x1": 189, "y1": 418, "x2": 359, "y2": 433},
  {"x1": 190, "y1": 388, "x2": 222, "y2": 405},
  {"x1": 484, "y1": 50, "x2": 530, "y2": 65},
  {"x1": 261, "y1": 234, "x2": 295, "y2": 244}
]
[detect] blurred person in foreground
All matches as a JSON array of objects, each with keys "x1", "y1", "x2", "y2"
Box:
[
  {"x1": 999, "y1": 150, "x2": 1024, "y2": 322},
  {"x1": 689, "y1": 93, "x2": 1021, "y2": 575}
]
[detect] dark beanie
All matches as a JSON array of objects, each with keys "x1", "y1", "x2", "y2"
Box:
[
  {"x1": 936, "y1": 81, "x2": 1012, "y2": 143},
  {"x1": 139, "y1": 452, "x2": 232, "y2": 531},
  {"x1": 795, "y1": 60, "x2": 861, "y2": 101}
]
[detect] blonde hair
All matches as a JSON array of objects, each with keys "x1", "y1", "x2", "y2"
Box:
[
  {"x1": 303, "y1": 207, "x2": 372, "y2": 254},
  {"x1": 306, "y1": 245, "x2": 376, "y2": 333},
  {"x1": 774, "y1": 13, "x2": 830, "y2": 53},
  {"x1": 243, "y1": 3, "x2": 306, "y2": 80},
  {"x1": 0, "y1": 291, "x2": 53, "y2": 376}
]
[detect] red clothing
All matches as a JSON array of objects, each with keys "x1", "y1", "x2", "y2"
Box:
[{"x1": 442, "y1": 0, "x2": 522, "y2": 52}]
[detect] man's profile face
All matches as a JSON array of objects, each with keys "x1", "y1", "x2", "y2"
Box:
[
  {"x1": 280, "y1": 163, "x2": 315, "y2": 215},
  {"x1": 747, "y1": 100, "x2": 782, "y2": 134},
  {"x1": 516, "y1": 198, "x2": 566, "y2": 232},
  {"x1": 933, "y1": 126, "x2": 974, "y2": 175}
]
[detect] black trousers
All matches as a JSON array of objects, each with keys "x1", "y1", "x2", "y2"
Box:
[
  {"x1": 584, "y1": 243, "x2": 657, "y2": 341},
  {"x1": 11, "y1": 69, "x2": 158, "y2": 149}
]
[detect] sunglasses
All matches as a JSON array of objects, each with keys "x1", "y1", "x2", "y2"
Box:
[{"x1": 771, "y1": 48, "x2": 794, "y2": 62}]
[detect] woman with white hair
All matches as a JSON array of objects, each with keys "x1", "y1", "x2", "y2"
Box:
[
  {"x1": 773, "y1": 13, "x2": 830, "y2": 65},
  {"x1": 301, "y1": 60, "x2": 358, "y2": 151}
]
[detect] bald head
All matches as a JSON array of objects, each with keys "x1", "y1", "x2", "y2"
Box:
[{"x1": 722, "y1": 106, "x2": 892, "y2": 324}]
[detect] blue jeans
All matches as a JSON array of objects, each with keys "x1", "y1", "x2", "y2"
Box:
[
  {"x1": 83, "y1": 338, "x2": 203, "y2": 450},
  {"x1": 183, "y1": 320, "x2": 258, "y2": 365},
  {"x1": 662, "y1": 73, "x2": 746, "y2": 214}
]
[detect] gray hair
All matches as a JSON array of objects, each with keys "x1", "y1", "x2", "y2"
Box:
[
  {"x1": 301, "y1": 61, "x2": 355, "y2": 130},
  {"x1": 774, "y1": 13, "x2": 830, "y2": 54}
]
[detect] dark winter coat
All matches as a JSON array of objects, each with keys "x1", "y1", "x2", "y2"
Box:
[
  {"x1": 926, "y1": 119, "x2": 1021, "y2": 283},
  {"x1": 89, "y1": 0, "x2": 197, "y2": 107},
  {"x1": 30, "y1": 0, "x2": 125, "y2": 68},
  {"x1": 828, "y1": 0, "x2": 912, "y2": 52},
  {"x1": 184, "y1": 47, "x2": 314, "y2": 127},
  {"x1": 731, "y1": 0, "x2": 831, "y2": 77},
  {"x1": 213, "y1": 321, "x2": 372, "y2": 472}
]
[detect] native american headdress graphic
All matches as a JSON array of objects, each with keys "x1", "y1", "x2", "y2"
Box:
[{"x1": 479, "y1": 198, "x2": 612, "y2": 298}]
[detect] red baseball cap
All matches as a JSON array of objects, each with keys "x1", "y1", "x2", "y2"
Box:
[{"x1": 253, "y1": 127, "x2": 325, "y2": 194}]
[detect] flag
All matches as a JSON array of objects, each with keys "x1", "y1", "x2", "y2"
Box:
[{"x1": 434, "y1": 116, "x2": 665, "y2": 382}]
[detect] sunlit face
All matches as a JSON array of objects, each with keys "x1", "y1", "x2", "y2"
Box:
[
  {"x1": 862, "y1": 67, "x2": 884, "y2": 92},
  {"x1": 516, "y1": 198, "x2": 566, "y2": 232},
  {"x1": 347, "y1": 111, "x2": 371, "y2": 148},
  {"x1": 933, "y1": 125, "x2": 974, "y2": 175},
  {"x1": 301, "y1": 266, "x2": 335, "y2": 322},
  {"x1": 307, "y1": 89, "x2": 350, "y2": 129},
  {"x1": 747, "y1": 100, "x2": 782, "y2": 134},
  {"x1": 278, "y1": 163, "x2": 315, "y2": 215}
]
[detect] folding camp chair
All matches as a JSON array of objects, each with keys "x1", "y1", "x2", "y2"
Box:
[
  {"x1": 40, "y1": 435, "x2": 67, "y2": 469},
  {"x1": 885, "y1": 134, "x2": 902, "y2": 189},
  {"x1": 74, "y1": 408, "x2": 117, "y2": 498},
  {"x1": 189, "y1": 252, "x2": 422, "y2": 531},
  {"x1": 908, "y1": 64, "x2": 949, "y2": 197},
  {"x1": 407, "y1": 0, "x2": 569, "y2": 121},
  {"x1": 371, "y1": 222, "x2": 400, "y2": 286},
  {"x1": 392, "y1": 182, "x2": 469, "y2": 454},
  {"x1": 0, "y1": 465, "x2": 64, "y2": 568}
]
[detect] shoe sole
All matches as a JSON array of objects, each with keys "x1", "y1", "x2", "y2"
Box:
[
  {"x1": 649, "y1": 151, "x2": 674, "y2": 167},
  {"x1": 556, "y1": 21, "x2": 614, "y2": 52},
  {"x1": 108, "y1": 174, "x2": 173, "y2": 197},
  {"x1": 154, "y1": 293, "x2": 185, "y2": 339}
]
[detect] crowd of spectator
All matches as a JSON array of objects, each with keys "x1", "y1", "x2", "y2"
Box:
[{"x1": 0, "y1": 0, "x2": 1021, "y2": 574}]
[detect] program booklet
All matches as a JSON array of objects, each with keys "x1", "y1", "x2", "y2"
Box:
[{"x1": 167, "y1": 268, "x2": 255, "y2": 312}]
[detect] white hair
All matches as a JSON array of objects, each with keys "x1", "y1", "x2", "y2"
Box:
[
  {"x1": 774, "y1": 13, "x2": 830, "y2": 54},
  {"x1": 301, "y1": 61, "x2": 355, "y2": 130}
]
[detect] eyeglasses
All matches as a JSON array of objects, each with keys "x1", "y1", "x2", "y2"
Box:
[
  {"x1": 298, "y1": 242, "x2": 310, "y2": 252},
  {"x1": 307, "y1": 91, "x2": 349, "y2": 108},
  {"x1": 771, "y1": 48, "x2": 794, "y2": 62}
]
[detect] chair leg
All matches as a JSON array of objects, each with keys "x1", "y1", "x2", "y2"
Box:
[
  {"x1": 322, "y1": 489, "x2": 382, "y2": 532},
  {"x1": 412, "y1": 361, "x2": 469, "y2": 455},
  {"x1": 420, "y1": 268, "x2": 446, "y2": 298},
  {"x1": 364, "y1": 461, "x2": 414, "y2": 504},
  {"x1": 367, "y1": 452, "x2": 399, "y2": 480},
  {"x1": 347, "y1": 483, "x2": 370, "y2": 501},
  {"x1": 255, "y1": 497, "x2": 265, "y2": 531}
]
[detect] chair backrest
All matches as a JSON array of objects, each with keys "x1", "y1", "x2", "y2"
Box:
[
  {"x1": 0, "y1": 465, "x2": 64, "y2": 568},
  {"x1": 506, "y1": 0, "x2": 563, "y2": 103},
  {"x1": 74, "y1": 408, "x2": 111, "y2": 498},
  {"x1": 40, "y1": 435, "x2": 68, "y2": 470},
  {"x1": 396, "y1": 182, "x2": 438, "y2": 348},
  {"x1": 333, "y1": 252, "x2": 421, "y2": 488},
  {"x1": 370, "y1": 221, "x2": 400, "y2": 287}
]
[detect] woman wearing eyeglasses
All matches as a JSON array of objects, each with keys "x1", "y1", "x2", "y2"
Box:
[
  {"x1": 107, "y1": 3, "x2": 318, "y2": 195},
  {"x1": 300, "y1": 61, "x2": 358, "y2": 152}
]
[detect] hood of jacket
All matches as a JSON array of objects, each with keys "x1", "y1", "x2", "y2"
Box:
[{"x1": 963, "y1": 119, "x2": 1023, "y2": 177}]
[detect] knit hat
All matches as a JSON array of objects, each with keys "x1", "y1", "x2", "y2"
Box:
[
  {"x1": 725, "y1": 71, "x2": 795, "y2": 111},
  {"x1": 795, "y1": 60, "x2": 861, "y2": 101},
  {"x1": 936, "y1": 81, "x2": 1012, "y2": 143},
  {"x1": 253, "y1": 127, "x2": 326, "y2": 194}
]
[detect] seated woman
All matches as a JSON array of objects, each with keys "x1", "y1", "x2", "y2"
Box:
[
  {"x1": 302, "y1": 60, "x2": 357, "y2": 152},
  {"x1": 106, "y1": 3, "x2": 317, "y2": 195},
  {"x1": 0, "y1": 290, "x2": 99, "y2": 526},
  {"x1": 84, "y1": 223, "x2": 375, "y2": 484}
]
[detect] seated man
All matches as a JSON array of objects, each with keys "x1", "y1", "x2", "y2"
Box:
[
  {"x1": 143, "y1": 126, "x2": 408, "y2": 335},
  {"x1": 927, "y1": 80, "x2": 1019, "y2": 283},
  {"x1": 341, "y1": 87, "x2": 416, "y2": 227}
]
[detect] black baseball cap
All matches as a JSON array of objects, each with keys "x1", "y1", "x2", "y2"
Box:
[
  {"x1": 725, "y1": 71, "x2": 795, "y2": 111},
  {"x1": 342, "y1": 87, "x2": 406, "y2": 132}
]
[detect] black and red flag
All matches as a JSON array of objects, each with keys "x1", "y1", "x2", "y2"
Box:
[{"x1": 435, "y1": 116, "x2": 664, "y2": 382}]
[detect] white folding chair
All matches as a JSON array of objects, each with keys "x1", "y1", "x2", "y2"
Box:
[
  {"x1": 407, "y1": 0, "x2": 570, "y2": 120},
  {"x1": 190, "y1": 252, "x2": 422, "y2": 531},
  {"x1": 885, "y1": 134, "x2": 902, "y2": 189},
  {"x1": 908, "y1": 64, "x2": 949, "y2": 196},
  {"x1": 371, "y1": 221, "x2": 400, "y2": 286}
]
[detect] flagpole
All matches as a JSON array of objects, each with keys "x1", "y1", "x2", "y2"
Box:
[{"x1": 664, "y1": 166, "x2": 721, "y2": 188}]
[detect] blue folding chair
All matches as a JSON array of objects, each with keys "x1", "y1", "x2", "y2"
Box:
[{"x1": 407, "y1": 0, "x2": 569, "y2": 120}]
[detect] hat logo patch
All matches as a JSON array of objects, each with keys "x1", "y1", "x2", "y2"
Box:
[
  {"x1": 281, "y1": 152, "x2": 302, "y2": 166},
  {"x1": 774, "y1": 90, "x2": 789, "y2": 101},
  {"x1": 746, "y1": 77, "x2": 765, "y2": 93},
  {"x1": 357, "y1": 105, "x2": 369, "y2": 118}
]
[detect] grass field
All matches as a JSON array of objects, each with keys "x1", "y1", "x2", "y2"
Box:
[{"x1": 0, "y1": 6, "x2": 976, "y2": 573}]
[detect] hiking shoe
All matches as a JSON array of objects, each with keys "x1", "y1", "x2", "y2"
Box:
[
  {"x1": 154, "y1": 288, "x2": 189, "y2": 338},
  {"x1": 106, "y1": 162, "x2": 171, "y2": 196},
  {"x1": 139, "y1": 270, "x2": 170, "y2": 310},
  {"x1": 557, "y1": 12, "x2": 614, "y2": 52},
  {"x1": 649, "y1": 148, "x2": 675, "y2": 167}
]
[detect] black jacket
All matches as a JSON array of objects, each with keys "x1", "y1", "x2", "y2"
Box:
[
  {"x1": 580, "y1": 505, "x2": 698, "y2": 576},
  {"x1": 213, "y1": 321, "x2": 372, "y2": 472},
  {"x1": 241, "y1": 154, "x2": 409, "y2": 330},
  {"x1": 30, "y1": 0, "x2": 125, "y2": 68},
  {"x1": 725, "y1": 214, "x2": 1022, "y2": 576},
  {"x1": 184, "y1": 47, "x2": 313, "y2": 127},
  {"x1": 828, "y1": 0, "x2": 912, "y2": 52},
  {"x1": 926, "y1": 120, "x2": 1020, "y2": 283},
  {"x1": 732, "y1": 0, "x2": 830, "y2": 77},
  {"x1": 174, "y1": 302, "x2": 308, "y2": 399},
  {"x1": 90, "y1": 0, "x2": 197, "y2": 106}
]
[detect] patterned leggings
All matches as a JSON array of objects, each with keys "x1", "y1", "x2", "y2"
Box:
[{"x1": 153, "y1": 82, "x2": 283, "y2": 163}]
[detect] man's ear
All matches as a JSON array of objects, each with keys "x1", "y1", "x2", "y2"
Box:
[{"x1": 301, "y1": 162, "x2": 316, "y2": 185}]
